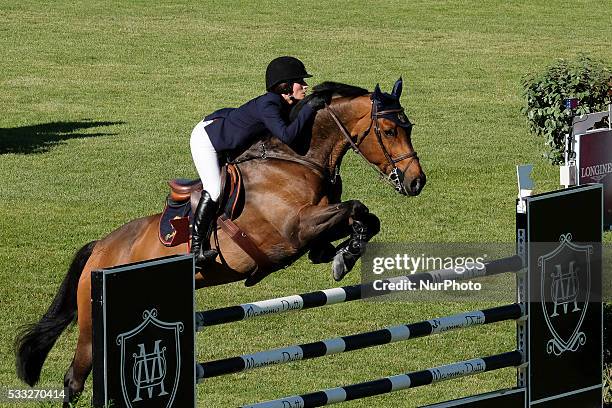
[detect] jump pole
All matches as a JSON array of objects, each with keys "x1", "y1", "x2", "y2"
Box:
[
  {"x1": 197, "y1": 304, "x2": 523, "y2": 379},
  {"x1": 240, "y1": 351, "x2": 524, "y2": 408},
  {"x1": 196, "y1": 255, "x2": 523, "y2": 329}
]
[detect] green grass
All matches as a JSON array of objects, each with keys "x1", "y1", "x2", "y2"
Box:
[{"x1": 1, "y1": 1, "x2": 611, "y2": 407}]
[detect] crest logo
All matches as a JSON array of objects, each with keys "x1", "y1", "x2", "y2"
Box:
[
  {"x1": 538, "y1": 234, "x2": 592, "y2": 356},
  {"x1": 116, "y1": 309, "x2": 184, "y2": 408}
]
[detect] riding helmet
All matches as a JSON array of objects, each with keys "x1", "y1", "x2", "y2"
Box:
[{"x1": 265, "y1": 56, "x2": 312, "y2": 91}]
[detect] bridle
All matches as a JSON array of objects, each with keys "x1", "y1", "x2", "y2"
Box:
[{"x1": 325, "y1": 101, "x2": 419, "y2": 193}]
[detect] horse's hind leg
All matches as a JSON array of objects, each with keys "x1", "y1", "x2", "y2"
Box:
[
  {"x1": 63, "y1": 264, "x2": 96, "y2": 406},
  {"x1": 63, "y1": 334, "x2": 92, "y2": 407}
]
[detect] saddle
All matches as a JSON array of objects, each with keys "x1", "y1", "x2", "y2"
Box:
[{"x1": 159, "y1": 164, "x2": 274, "y2": 279}]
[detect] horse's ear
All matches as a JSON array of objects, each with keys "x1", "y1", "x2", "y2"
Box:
[
  {"x1": 391, "y1": 77, "x2": 403, "y2": 99},
  {"x1": 373, "y1": 83, "x2": 382, "y2": 99}
]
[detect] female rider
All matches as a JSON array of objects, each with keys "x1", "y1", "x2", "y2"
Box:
[{"x1": 189, "y1": 56, "x2": 327, "y2": 268}]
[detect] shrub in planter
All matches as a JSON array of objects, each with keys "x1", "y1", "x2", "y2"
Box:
[{"x1": 521, "y1": 55, "x2": 612, "y2": 164}]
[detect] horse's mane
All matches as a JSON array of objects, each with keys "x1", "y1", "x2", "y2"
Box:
[
  {"x1": 308, "y1": 81, "x2": 369, "y2": 99},
  {"x1": 289, "y1": 81, "x2": 369, "y2": 121}
]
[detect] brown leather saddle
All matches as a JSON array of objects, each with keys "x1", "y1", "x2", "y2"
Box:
[
  {"x1": 167, "y1": 164, "x2": 240, "y2": 220},
  {"x1": 160, "y1": 164, "x2": 274, "y2": 281}
]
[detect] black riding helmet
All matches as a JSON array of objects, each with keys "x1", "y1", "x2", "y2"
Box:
[{"x1": 265, "y1": 56, "x2": 312, "y2": 91}]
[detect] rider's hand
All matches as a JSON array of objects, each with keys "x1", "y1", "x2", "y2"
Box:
[{"x1": 281, "y1": 93, "x2": 295, "y2": 104}]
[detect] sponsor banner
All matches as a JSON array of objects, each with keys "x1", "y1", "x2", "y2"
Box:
[{"x1": 576, "y1": 129, "x2": 612, "y2": 229}]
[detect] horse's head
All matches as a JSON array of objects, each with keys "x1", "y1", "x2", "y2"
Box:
[
  {"x1": 349, "y1": 78, "x2": 426, "y2": 196},
  {"x1": 294, "y1": 79, "x2": 425, "y2": 196}
]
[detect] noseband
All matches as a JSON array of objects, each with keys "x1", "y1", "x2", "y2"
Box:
[{"x1": 325, "y1": 102, "x2": 419, "y2": 193}]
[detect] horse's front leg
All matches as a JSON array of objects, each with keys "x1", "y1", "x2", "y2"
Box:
[
  {"x1": 298, "y1": 200, "x2": 380, "y2": 280},
  {"x1": 331, "y1": 212, "x2": 380, "y2": 281}
]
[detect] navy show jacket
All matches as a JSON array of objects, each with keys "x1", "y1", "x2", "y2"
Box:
[{"x1": 203, "y1": 92, "x2": 315, "y2": 153}]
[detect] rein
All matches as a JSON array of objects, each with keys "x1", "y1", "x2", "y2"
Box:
[{"x1": 325, "y1": 103, "x2": 419, "y2": 193}]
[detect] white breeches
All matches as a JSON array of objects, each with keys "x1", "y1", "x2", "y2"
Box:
[{"x1": 190, "y1": 120, "x2": 221, "y2": 201}]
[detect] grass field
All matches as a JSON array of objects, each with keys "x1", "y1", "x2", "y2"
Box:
[{"x1": 1, "y1": 1, "x2": 611, "y2": 407}]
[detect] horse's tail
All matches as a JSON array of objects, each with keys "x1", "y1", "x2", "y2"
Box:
[{"x1": 15, "y1": 240, "x2": 97, "y2": 386}]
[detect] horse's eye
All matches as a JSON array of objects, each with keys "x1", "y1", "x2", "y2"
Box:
[{"x1": 384, "y1": 128, "x2": 397, "y2": 137}]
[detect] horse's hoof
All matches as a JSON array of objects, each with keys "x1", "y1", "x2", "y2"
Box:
[
  {"x1": 63, "y1": 391, "x2": 81, "y2": 408},
  {"x1": 332, "y1": 252, "x2": 348, "y2": 281}
]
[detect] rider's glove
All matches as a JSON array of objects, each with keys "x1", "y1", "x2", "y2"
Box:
[{"x1": 306, "y1": 95, "x2": 328, "y2": 111}]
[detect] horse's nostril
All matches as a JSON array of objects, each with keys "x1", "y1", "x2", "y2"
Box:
[{"x1": 410, "y1": 178, "x2": 420, "y2": 193}]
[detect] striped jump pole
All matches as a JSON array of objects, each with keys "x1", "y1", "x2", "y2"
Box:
[
  {"x1": 240, "y1": 350, "x2": 524, "y2": 408},
  {"x1": 196, "y1": 303, "x2": 523, "y2": 380},
  {"x1": 196, "y1": 255, "x2": 523, "y2": 329}
]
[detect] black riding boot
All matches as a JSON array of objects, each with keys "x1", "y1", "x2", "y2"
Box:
[{"x1": 191, "y1": 191, "x2": 219, "y2": 269}]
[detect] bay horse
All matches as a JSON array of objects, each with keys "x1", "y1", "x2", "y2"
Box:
[{"x1": 15, "y1": 79, "x2": 426, "y2": 406}]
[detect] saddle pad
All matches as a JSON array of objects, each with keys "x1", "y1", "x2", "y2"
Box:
[{"x1": 159, "y1": 197, "x2": 192, "y2": 247}]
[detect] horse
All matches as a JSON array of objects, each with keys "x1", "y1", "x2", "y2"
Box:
[{"x1": 15, "y1": 78, "x2": 426, "y2": 406}]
